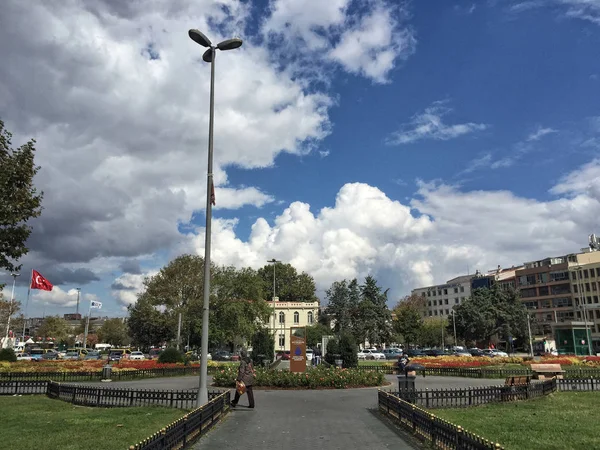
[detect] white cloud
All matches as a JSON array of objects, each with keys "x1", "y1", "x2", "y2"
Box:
[
  {"x1": 508, "y1": 0, "x2": 600, "y2": 25},
  {"x1": 527, "y1": 126, "x2": 558, "y2": 141},
  {"x1": 328, "y1": 5, "x2": 416, "y2": 83},
  {"x1": 386, "y1": 101, "x2": 488, "y2": 145},
  {"x1": 319, "y1": 150, "x2": 331, "y2": 158},
  {"x1": 262, "y1": 0, "x2": 416, "y2": 83},
  {"x1": 32, "y1": 287, "x2": 96, "y2": 308},
  {"x1": 176, "y1": 159, "x2": 600, "y2": 303},
  {"x1": 111, "y1": 271, "x2": 157, "y2": 308}
]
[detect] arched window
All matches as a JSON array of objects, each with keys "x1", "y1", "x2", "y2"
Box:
[
  {"x1": 294, "y1": 311, "x2": 300, "y2": 324},
  {"x1": 307, "y1": 311, "x2": 314, "y2": 324},
  {"x1": 279, "y1": 312, "x2": 285, "y2": 324}
]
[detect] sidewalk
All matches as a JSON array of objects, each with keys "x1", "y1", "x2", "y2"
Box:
[{"x1": 193, "y1": 385, "x2": 416, "y2": 450}]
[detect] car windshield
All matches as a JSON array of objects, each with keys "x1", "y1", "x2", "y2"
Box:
[
  {"x1": 65, "y1": 352, "x2": 78, "y2": 357},
  {"x1": 30, "y1": 349, "x2": 44, "y2": 355},
  {"x1": 132, "y1": 351, "x2": 143, "y2": 355}
]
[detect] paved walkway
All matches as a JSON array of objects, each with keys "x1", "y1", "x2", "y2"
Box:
[{"x1": 94, "y1": 374, "x2": 502, "y2": 450}]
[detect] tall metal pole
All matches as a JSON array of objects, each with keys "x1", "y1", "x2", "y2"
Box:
[
  {"x1": 76, "y1": 288, "x2": 81, "y2": 316},
  {"x1": 22, "y1": 270, "x2": 32, "y2": 340},
  {"x1": 576, "y1": 268, "x2": 593, "y2": 356},
  {"x1": 267, "y1": 259, "x2": 281, "y2": 359},
  {"x1": 83, "y1": 297, "x2": 91, "y2": 348},
  {"x1": 452, "y1": 310, "x2": 457, "y2": 346},
  {"x1": 527, "y1": 314, "x2": 534, "y2": 358},
  {"x1": 177, "y1": 312, "x2": 183, "y2": 351},
  {"x1": 198, "y1": 46, "x2": 216, "y2": 408},
  {"x1": 4, "y1": 273, "x2": 19, "y2": 348}
]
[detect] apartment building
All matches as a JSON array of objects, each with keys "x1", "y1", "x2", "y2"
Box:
[
  {"x1": 412, "y1": 275, "x2": 473, "y2": 318},
  {"x1": 567, "y1": 250, "x2": 600, "y2": 338}
]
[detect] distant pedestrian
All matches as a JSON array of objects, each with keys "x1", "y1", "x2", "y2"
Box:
[{"x1": 231, "y1": 350, "x2": 255, "y2": 409}]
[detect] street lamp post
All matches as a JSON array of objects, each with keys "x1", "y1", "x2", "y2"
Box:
[
  {"x1": 575, "y1": 267, "x2": 593, "y2": 356},
  {"x1": 76, "y1": 288, "x2": 81, "y2": 316},
  {"x1": 267, "y1": 258, "x2": 281, "y2": 357},
  {"x1": 452, "y1": 309, "x2": 457, "y2": 347},
  {"x1": 527, "y1": 313, "x2": 534, "y2": 358},
  {"x1": 4, "y1": 272, "x2": 20, "y2": 348},
  {"x1": 188, "y1": 29, "x2": 242, "y2": 407}
]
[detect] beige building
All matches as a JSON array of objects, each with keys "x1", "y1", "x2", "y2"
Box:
[
  {"x1": 265, "y1": 298, "x2": 319, "y2": 353},
  {"x1": 412, "y1": 275, "x2": 473, "y2": 318},
  {"x1": 567, "y1": 250, "x2": 600, "y2": 340}
]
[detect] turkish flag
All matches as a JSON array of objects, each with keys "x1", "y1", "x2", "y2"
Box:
[{"x1": 31, "y1": 270, "x2": 53, "y2": 291}]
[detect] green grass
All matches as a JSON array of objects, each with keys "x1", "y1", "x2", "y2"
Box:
[
  {"x1": 358, "y1": 360, "x2": 393, "y2": 366},
  {"x1": 1, "y1": 396, "x2": 186, "y2": 450},
  {"x1": 433, "y1": 392, "x2": 600, "y2": 450}
]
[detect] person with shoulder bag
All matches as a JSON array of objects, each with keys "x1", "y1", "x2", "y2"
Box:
[{"x1": 231, "y1": 350, "x2": 256, "y2": 409}]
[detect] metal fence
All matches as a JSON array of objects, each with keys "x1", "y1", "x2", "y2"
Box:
[
  {"x1": 129, "y1": 390, "x2": 230, "y2": 450},
  {"x1": 358, "y1": 365, "x2": 600, "y2": 379},
  {"x1": 391, "y1": 379, "x2": 557, "y2": 409},
  {"x1": 557, "y1": 377, "x2": 600, "y2": 391},
  {"x1": 378, "y1": 390, "x2": 504, "y2": 450},
  {"x1": 46, "y1": 381, "x2": 226, "y2": 409},
  {"x1": 0, "y1": 366, "x2": 218, "y2": 382},
  {"x1": 0, "y1": 380, "x2": 49, "y2": 395}
]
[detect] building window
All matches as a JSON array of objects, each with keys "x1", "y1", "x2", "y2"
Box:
[
  {"x1": 594, "y1": 296, "x2": 599, "y2": 304},
  {"x1": 443, "y1": 289, "x2": 448, "y2": 295},
  {"x1": 428, "y1": 301, "x2": 431, "y2": 307},
  {"x1": 454, "y1": 287, "x2": 458, "y2": 293},
  {"x1": 427, "y1": 291, "x2": 431, "y2": 297},
  {"x1": 539, "y1": 273, "x2": 548, "y2": 283},
  {"x1": 434, "y1": 310, "x2": 438, "y2": 316},
  {"x1": 538, "y1": 286, "x2": 549, "y2": 296},
  {"x1": 307, "y1": 311, "x2": 313, "y2": 324},
  {"x1": 586, "y1": 283, "x2": 591, "y2": 292},
  {"x1": 460, "y1": 286, "x2": 465, "y2": 292},
  {"x1": 592, "y1": 282, "x2": 598, "y2": 291},
  {"x1": 444, "y1": 299, "x2": 449, "y2": 305},
  {"x1": 293, "y1": 311, "x2": 300, "y2": 324},
  {"x1": 421, "y1": 292, "x2": 426, "y2": 297},
  {"x1": 549, "y1": 271, "x2": 569, "y2": 282},
  {"x1": 521, "y1": 288, "x2": 537, "y2": 298},
  {"x1": 584, "y1": 269, "x2": 589, "y2": 279},
  {"x1": 433, "y1": 300, "x2": 437, "y2": 306},
  {"x1": 279, "y1": 334, "x2": 285, "y2": 348},
  {"x1": 573, "y1": 284, "x2": 579, "y2": 294},
  {"x1": 279, "y1": 312, "x2": 285, "y2": 324},
  {"x1": 437, "y1": 290, "x2": 442, "y2": 296},
  {"x1": 455, "y1": 298, "x2": 459, "y2": 304},
  {"x1": 429, "y1": 311, "x2": 432, "y2": 317},
  {"x1": 550, "y1": 284, "x2": 570, "y2": 295},
  {"x1": 596, "y1": 268, "x2": 600, "y2": 277},
  {"x1": 572, "y1": 272, "x2": 578, "y2": 281},
  {"x1": 445, "y1": 309, "x2": 449, "y2": 315}
]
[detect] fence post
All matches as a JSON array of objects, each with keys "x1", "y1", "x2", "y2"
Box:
[
  {"x1": 97, "y1": 388, "x2": 101, "y2": 406},
  {"x1": 130, "y1": 390, "x2": 134, "y2": 406},
  {"x1": 456, "y1": 426, "x2": 462, "y2": 449},
  {"x1": 425, "y1": 390, "x2": 429, "y2": 409},
  {"x1": 14, "y1": 381, "x2": 19, "y2": 395},
  {"x1": 170, "y1": 391, "x2": 174, "y2": 408},
  {"x1": 430, "y1": 414, "x2": 437, "y2": 446},
  {"x1": 182, "y1": 416, "x2": 188, "y2": 447},
  {"x1": 72, "y1": 386, "x2": 77, "y2": 404}
]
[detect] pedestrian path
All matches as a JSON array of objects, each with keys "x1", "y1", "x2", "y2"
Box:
[{"x1": 193, "y1": 386, "x2": 416, "y2": 450}]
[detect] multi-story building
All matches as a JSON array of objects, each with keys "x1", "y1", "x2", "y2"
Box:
[
  {"x1": 412, "y1": 275, "x2": 473, "y2": 319},
  {"x1": 265, "y1": 297, "x2": 319, "y2": 353}
]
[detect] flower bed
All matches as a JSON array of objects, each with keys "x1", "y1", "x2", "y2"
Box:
[
  {"x1": 0, "y1": 359, "x2": 229, "y2": 373},
  {"x1": 212, "y1": 365, "x2": 385, "y2": 389}
]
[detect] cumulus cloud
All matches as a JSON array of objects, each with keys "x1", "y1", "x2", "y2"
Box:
[
  {"x1": 175, "y1": 160, "x2": 600, "y2": 304},
  {"x1": 111, "y1": 272, "x2": 157, "y2": 308},
  {"x1": 508, "y1": 0, "x2": 600, "y2": 25},
  {"x1": 262, "y1": 0, "x2": 416, "y2": 83},
  {"x1": 387, "y1": 101, "x2": 488, "y2": 145},
  {"x1": 32, "y1": 287, "x2": 97, "y2": 308},
  {"x1": 527, "y1": 126, "x2": 558, "y2": 141}
]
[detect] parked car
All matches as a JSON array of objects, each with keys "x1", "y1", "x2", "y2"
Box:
[
  {"x1": 16, "y1": 353, "x2": 32, "y2": 361},
  {"x1": 148, "y1": 348, "x2": 162, "y2": 359},
  {"x1": 469, "y1": 348, "x2": 485, "y2": 357},
  {"x1": 28, "y1": 348, "x2": 45, "y2": 361},
  {"x1": 453, "y1": 350, "x2": 472, "y2": 357},
  {"x1": 362, "y1": 349, "x2": 386, "y2": 360},
  {"x1": 423, "y1": 349, "x2": 449, "y2": 357},
  {"x1": 84, "y1": 351, "x2": 102, "y2": 360},
  {"x1": 130, "y1": 351, "x2": 145, "y2": 360},
  {"x1": 406, "y1": 349, "x2": 424, "y2": 357},
  {"x1": 63, "y1": 351, "x2": 81, "y2": 360},
  {"x1": 383, "y1": 348, "x2": 403, "y2": 360},
  {"x1": 108, "y1": 349, "x2": 131, "y2": 362},
  {"x1": 41, "y1": 351, "x2": 59, "y2": 360},
  {"x1": 212, "y1": 351, "x2": 232, "y2": 361}
]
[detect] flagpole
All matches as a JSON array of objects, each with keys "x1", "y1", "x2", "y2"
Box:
[
  {"x1": 22, "y1": 270, "x2": 32, "y2": 340},
  {"x1": 83, "y1": 295, "x2": 90, "y2": 349}
]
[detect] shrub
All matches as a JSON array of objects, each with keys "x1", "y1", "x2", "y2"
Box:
[
  {"x1": 325, "y1": 338, "x2": 340, "y2": 365},
  {"x1": 251, "y1": 328, "x2": 274, "y2": 367},
  {"x1": 338, "y1": 333, "x2": 358, "y2": 369},
  {"x1": 0, "y1": 348, "x2": 17, "y2": 362},
  {"x1": 157, "y1": 347, "x2": 184, "y2": 364},
  {"x1": 212, "y1": 365, "x2": 384, "y2": 389}
]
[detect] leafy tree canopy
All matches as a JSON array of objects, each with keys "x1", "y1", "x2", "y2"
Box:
[
  {"x1": 256, "y1": 262, "x2": 317, "y2": 302},
  {"x1": 392, "y1": 294, "x2": 425, "y2": 347}
]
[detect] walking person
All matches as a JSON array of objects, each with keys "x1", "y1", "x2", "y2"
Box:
[{"x1": 231, "y1": 350, "x2": 255, "y2": 409}]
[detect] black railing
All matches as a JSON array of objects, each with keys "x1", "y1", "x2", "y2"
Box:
[
  {"x1": 46, "y1": 381, "x2": 226, "y2": 409},
  {"x1": 391, "y1": 379, "x2": 557, "y2": 409},
  {"x1": 557, "y1": 377, "x2": 599, "y2": 391},
  {"x1": 0, "y1": 366, "x2": 218, "y2": 382},
  {"x1": 378, "y1": 390, "x2": 504, "y2": 450},
  {"x1": 129, "y1": 390, "x2": 230, "y2": 450},
  {"x1": 358, "y1": 365, "x2": 600, "y2": 379},
  {"x1": 0, "y1": 380, "x2": 49, "y2": 395}
]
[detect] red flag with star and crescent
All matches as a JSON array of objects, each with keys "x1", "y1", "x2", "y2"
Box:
[{"x1": 30, "y1": 270, "x2": 53, "y2": 291}]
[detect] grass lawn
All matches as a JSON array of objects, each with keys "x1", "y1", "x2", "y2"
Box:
[
  {"x1": 1, "y1": 396, "x2": 186, "y2": 450},
  {"x1": 358, "y1": 360, "x2": 392, "y2": 366},
  {"x1": 433, "y1": 392, "x2": 600, "y2": 450}
]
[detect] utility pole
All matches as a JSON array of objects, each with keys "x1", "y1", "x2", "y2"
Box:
[
  {"x1": 575, "y1": 267, "x2": 593, "y2": 356},
  {"x1": 4, "y1": 272, "x2": 20, "y2": 348},
  {"x1": 452, "y1": 310, "x2": 457, "y2": 347},
  {"x1": 76, "y1": 288, "x2": 81, "y2": 316},
  {"x1": 267, "y1": 258, "x2": 281, "y2": 357},
  {"x1": 527, "y1": 314, "x2": 534, "y2": 358}
]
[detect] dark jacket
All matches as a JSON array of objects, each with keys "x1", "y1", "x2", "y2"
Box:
[{"x1": 237, "y1": 357, "x2": 255, "y2": 386}]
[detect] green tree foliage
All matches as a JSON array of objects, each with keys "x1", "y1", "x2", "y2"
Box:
[
  {"x1": 158, "y1": 347, "x2": 184, "y2": 363},
  {"x1": 250, "y1": 327, "x2": 274, "y2": 366},
  {"x1": 393, "y1": 294, "x2": 425, "y2": 347},
  {"x1": 0, "y1": 347, "x2": 17, "y2": 362},
  {"x1": 453, "y1": 285, "x2": 528, "y2": 345},
  {"x1": 326, "y1": 276, "x2": 392, "y2": 346},
  {"x1": 0, "y1": 295, "x2": 23, "y2": 336},
  {"x1": 0, "y1": 120, "x2": 44, "y2": 275},
  {"x1": 97, "y1": 318, "x2": 130, "y2": 346},
  {"x1": 256, "y1": 262, "x2": 317, "y2": 302},
  {"x1": 305, "y1": 323, "x2": 330, "y2": 348},
  {"x1": 338, "y1": 332, "x2": 358, "y2": 368},
  {"x1": 419, "y1": 317, "x2": 447, "y2": 347},
  {"x1": 324, "y1": 338, "x2": 340, "y2": 365},
  {"x1": 128, "y1": 255, "x2": 272, "y2": 350},
  {"x1": 37, "y1": 316, "x2": 71, "y2": 343}
]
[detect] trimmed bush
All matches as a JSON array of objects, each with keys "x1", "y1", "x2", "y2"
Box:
[
  {"x1": 251, "y1": 328, "x2": 274, "y2": 367},
  {"x1": 157, "y1": 347, "x2": 184, "y2": 364},
  {"x1": 338, "y1": 333, "x2": 358, "y2": 369},
  {"x1": 325, "y1": 338, "x2": 340, "y2": 365},
  {"x1": 0, "y1": 348, "x2": 17, "y2": 362},
  {"x1": 212, "y1": 365, "x2": 385, "y2": 389}
]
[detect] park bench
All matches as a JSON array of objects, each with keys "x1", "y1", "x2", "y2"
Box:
[
  {"x1": 504, "y1": 375, "x2": 531, "y2": 386},
  {"x1": 530, "y1": 363, "x2": 565, "y2": 380}
]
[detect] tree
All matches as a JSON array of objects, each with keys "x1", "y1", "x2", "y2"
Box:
[
  {"x1": 98, "y1": 318, "x2": 129, "y2": 346},
  {"x1": 354, "y1": 276, "x2": 393, "y2": 346},
  {"x1": 453, "y1": 285, "x2": 528, "y2": 346},
  {"x1": 393, "y1": 294, "x2": 424, "y2": 347},
  {"x1": 85, "y1": 333, "x2": 99, "y2": 348},
  {"x1": 256, "y1": 262, "x2": 317, "y2": 302},
  {"x1": 37, "y1": 316, "x2": 71, "y2": 343},
  {"x1": 0, "y1": 120, "x2": 44, "y2": 276},
  {"x1": 419, "y1": 318, "x2": 447, "y2": 347},
  {"x1": 250, "y1": 327, "x2": 274, "y2": 366},
  {"x1": 305, "y1": 323, "x2": 330, "y2": 348},
  {"x1": 338, "y1": 332, "x2": 358, "y2": 368},
  {"x1": 0, "y1": 296, "x2": 23, "y2": 337}
]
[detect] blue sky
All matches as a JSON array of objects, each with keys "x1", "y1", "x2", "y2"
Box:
[{"x1": 1, "y1": 0, "x2": 600, "y2": 318}]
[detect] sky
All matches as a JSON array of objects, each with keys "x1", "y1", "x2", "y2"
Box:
[{"x1": 1, "y1": 0, "x2": 600, "y2": 318}]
